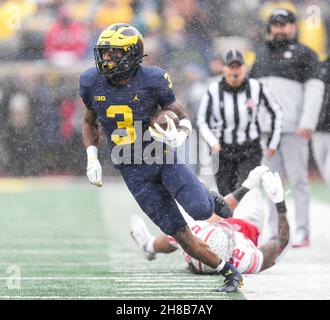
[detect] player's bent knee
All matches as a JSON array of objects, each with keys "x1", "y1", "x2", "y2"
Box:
[{"x1": 188, "y1": 201, "x2": 213, "y2": 221}]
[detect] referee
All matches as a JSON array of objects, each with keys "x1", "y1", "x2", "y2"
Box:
[{"x1": 197, "y1": 49, "x2": 282, "y2": 195}]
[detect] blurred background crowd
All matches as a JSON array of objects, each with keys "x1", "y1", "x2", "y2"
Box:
[{"x1": 0, "y1": 0, "x2": 329, "y2": 177}]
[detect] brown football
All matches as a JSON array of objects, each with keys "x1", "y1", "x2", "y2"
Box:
[{"x1": 149, "y1": 110, "x2": 180, "y2": 130}]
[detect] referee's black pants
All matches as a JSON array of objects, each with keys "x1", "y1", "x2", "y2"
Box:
[{"x1": 215, "y1": 139, "x2": 262, "y2": 196}]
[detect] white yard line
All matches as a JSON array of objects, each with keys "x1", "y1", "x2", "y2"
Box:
[
  {"x1": 0, "y1": 262, "x2": 111, "y2": 266},
  {"x1": 0, "y1": 277, "x2": 217, "y2": 283},
  {"x1": 0, "y1": 238, "x2": 105, "y2": 243},
  {"x1": 243, "y1": 199, "x2": 330, "y2": 300},
  {"x1": 0, "y1": 249, "x2": 107, "y2": 255}
]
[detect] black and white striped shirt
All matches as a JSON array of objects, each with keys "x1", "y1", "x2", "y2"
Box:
[{"x1": 197, "y1": 78, "x2": 282, "y2": 149}]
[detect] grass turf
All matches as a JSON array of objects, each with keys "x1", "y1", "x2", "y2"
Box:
[
  {"x1": 2, "y1": 180, "x2": 326, "y2": 300},
  {"x1": 0, "y1": 181, "x2": 244, "y2": 300}
]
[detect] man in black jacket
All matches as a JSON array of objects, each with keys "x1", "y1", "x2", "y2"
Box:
[
  {"x1": 312, "y1": 58, "x2": 330, "y2": 189},
  {"x1": 250, "y1": 9, "x2": 325, "y2": 248}
]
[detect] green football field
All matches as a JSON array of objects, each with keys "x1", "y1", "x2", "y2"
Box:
[
  {"x1": 0, "y1": 178, "x2": 243, "y2": 300},
  {"x1": 0, "y1": 178, "x2": 329, "y2": 300}
]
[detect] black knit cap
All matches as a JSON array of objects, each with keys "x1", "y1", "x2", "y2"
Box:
[{"x1": 269, "y1": 8, "x2": 296, "y2": 25}]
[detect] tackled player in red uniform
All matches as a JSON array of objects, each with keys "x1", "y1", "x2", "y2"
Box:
[{"x1": 131, "y1": 170, "x2": 290, "y2": 275}]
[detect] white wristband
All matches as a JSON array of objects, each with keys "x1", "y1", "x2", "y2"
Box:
[
  {"x1": 216, "y1": 259, "x2": 226, "y2": 272},
  {"x1": 179, "y1": 119, "x2": 192, "y2": 134},
  {"x1": 86, "y1": 145, "x2": 98, "y2": 160}
]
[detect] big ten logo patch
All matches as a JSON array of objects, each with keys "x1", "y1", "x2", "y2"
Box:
[{"x1": 94, "y1": 96, "x2": 106, "y2": 101}]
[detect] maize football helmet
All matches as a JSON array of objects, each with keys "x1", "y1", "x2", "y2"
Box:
[{"x1": 94, "y1": 23, "x2": 144, "y2": 84}]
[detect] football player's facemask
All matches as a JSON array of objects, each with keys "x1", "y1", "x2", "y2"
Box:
[{"x1": 94, "y1": 23, "x2": 144, "y2": 85}]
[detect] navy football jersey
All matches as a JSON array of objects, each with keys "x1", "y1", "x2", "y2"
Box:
[{"x1": 79, "y1": 65, "x2": 175, "y2": 165}]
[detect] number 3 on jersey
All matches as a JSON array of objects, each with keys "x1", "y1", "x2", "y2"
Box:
[
  {"x1": 106, "y1": 105, "x2": 136, "y2": 145},
  {"x1": 164, "y1": 72, "x2": 172, "y2": 88}
]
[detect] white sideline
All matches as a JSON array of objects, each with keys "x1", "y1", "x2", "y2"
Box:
[{"x1": 242, "y1": 199, "x2": 330, "y2": 300}]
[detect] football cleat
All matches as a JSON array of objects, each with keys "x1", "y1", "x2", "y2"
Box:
[
  {"x1": 292, "y1": 239, "x2": 309, "y2": 248},
  {"x1": 210, "y1": 190, "x2": 233, "y2": 219},
  {"x1": 292, "y1": 230, "x2": 309, "y2": 248},
  {"x1": 130, "y1": 215, "x2": 157, "y2": 261},
  {"x1": 216, "y1": 262, "x2": 244, "y2": 293}
]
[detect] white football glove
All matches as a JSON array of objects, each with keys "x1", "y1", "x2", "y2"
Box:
[
  {"x1": 86, "y1": 146, "x2": 103, "y2": 187},
  {"x1": 242, "y1": 165, "x2": 270, "y2": 190},
  {"x1": 149, "y1": 116, "x2": 191, "y2": 148},
  {"x1": 261, "y1": 171, "x2": 284, "y2": 204}
]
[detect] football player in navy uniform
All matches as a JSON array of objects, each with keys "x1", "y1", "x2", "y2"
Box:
[{"x1": 78, "y1": 23, "x2": 259, "y2": 292}]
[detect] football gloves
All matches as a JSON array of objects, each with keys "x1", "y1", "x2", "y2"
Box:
[
  {"x1": 86, "y1": 146, "x2": 103, "y2": 187},
  {"x1": 261, "y1": 171, "x2": 284, "y2": 204},
  {"x1": 149, "y1": 116, "x2": 192, "y2": 148},
  {"x1": 242, "y1": 165, "x2": 270, "y2": 190}
]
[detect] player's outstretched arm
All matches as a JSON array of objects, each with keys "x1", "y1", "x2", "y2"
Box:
[
  {"x1": 207, "y1": 166, "x2": 269, "y2": 223},
  {"x1": 82, "y1": 108, "x2": 103, "y2": 187},
  {"x1": 258, "y1": 172, "x2": 290, "y2": 272},
  {"x1": 224, "y1": 165, "x2": 270, "y2": 211},
  {"x1": 225, "y1": 166, "x2": 269, "y2": 210}
]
